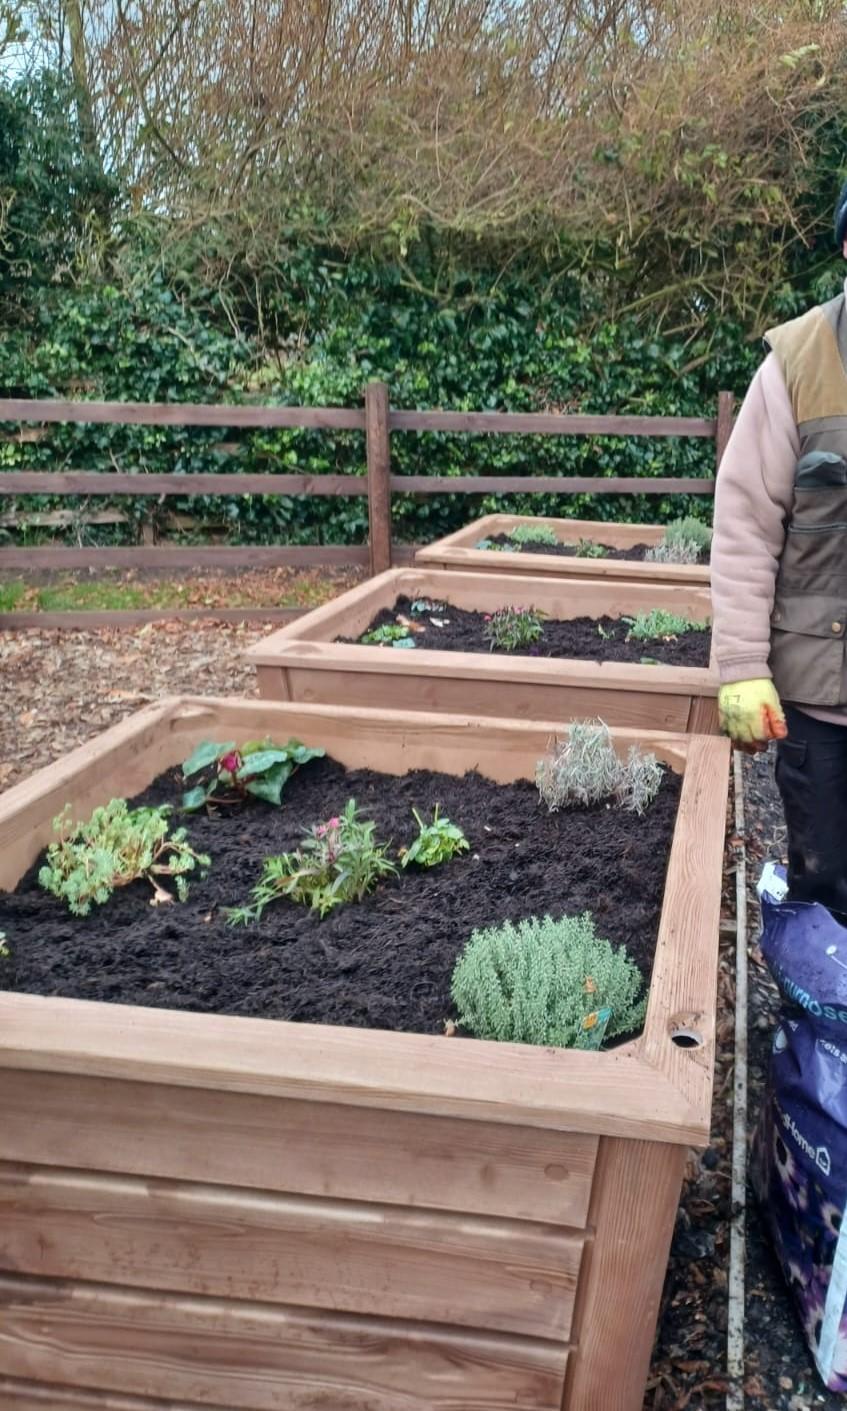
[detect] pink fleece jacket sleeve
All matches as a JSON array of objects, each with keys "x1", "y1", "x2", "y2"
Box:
[{"x1": 711, "y1": 352, "x2": 800, "y2": 685}]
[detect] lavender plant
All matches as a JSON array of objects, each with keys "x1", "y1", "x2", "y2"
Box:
[
  {"x1": 181, "y1": 737, "x2": 324, "y2": 811},
  {"x1": 645, "y1": 517, "x2": 712, "y2": 565},
  {"x1": 483, "y1": 606, "x2": 544, "y2": 652},
  {"x1": 228, "y1": 798, "x2": 397, "y2": 922},
  {"x1": 536, "y1": 719, "x2": 663, "y2": 815},
  {"x1": 39, "y1": 800, "x2": 209, "y2": 915},
  {"x1": 451, "y1": 912, "x2": 647, "y2": 1049},
  {"x1": 400, "y1": 805, "x2": 469, "y2": 868}
]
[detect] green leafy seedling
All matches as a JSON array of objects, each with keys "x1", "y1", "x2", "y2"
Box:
[
  {"x1": 39, "y1": 800, "x2": 209, "y2": 915},
  {"x1": 483, "y1": 606, "x2": 545, "y2": 652},
  {"x1": 400, "y1": 805, "x2": 469, "y2": 868},
  {"x1": 361, "y1": 623, "x2": 417, "y2": 648},
  {"x1": 574, "y1": 538, "x2": 608, "y2": 558},
  {"x1": 228, "y1": 798, "x2": 397, "y2": 923}
]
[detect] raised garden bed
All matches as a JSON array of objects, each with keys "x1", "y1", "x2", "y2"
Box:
[
  {"x1": 417, "y1": 513, "x2": 712, "y2": 585},
  {"x1": 247, "y1": 567, "x2": 719, "y2": 732},
  {"x1": 0, "y1": 695, "x2": 729, "y2": 1411}
]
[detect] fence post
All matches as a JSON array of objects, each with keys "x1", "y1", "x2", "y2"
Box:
[
  {"x1": 715, "y1": 390, "x2": 735, "y2": 470},
  {"x1": 365, "y1": 380, "x2": 392, "y2": 575}
]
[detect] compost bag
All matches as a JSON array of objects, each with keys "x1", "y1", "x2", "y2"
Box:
[{"x1": 752, "y1": 862, "x2": 847, "y2": 1390}]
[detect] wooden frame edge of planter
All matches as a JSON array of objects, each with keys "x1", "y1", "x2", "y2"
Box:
[
  {"x1": 416, "y1": 513, "x2": 711, "y2": 586},
  {"x1": 0, "y1": 695, "x2": 729, "y2": 1148},
  {"x1": 244, "y1": 567, "x2": 718, "y2": 733}
]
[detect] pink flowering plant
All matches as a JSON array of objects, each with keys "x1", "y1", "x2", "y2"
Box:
[
  {"x1": 228, "y1": 798, "x2": 397, "y2": 922},
  {"x1": 181, "y1": 737, "x2": 324, "y2": 812}
]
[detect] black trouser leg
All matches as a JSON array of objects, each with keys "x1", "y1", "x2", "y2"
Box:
[{"x1": 776, "y1": 704, "x2": 847, "y2": 922}]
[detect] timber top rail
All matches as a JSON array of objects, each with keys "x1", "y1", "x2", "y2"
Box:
[{"x1": 0, "y1": 382, "x2": 734, "y2": 585}]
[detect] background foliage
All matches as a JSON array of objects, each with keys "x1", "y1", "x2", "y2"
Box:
[{"x1": 2, "y1": 2, "x2": 847, "y2": 546}]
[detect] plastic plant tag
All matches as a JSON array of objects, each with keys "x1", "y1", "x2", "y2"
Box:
[
  {"x1": 579, "y1": 1006, "x2": 613, "y2": 1050},
  {"x1": 758, "y1": 859, "x2": 789, "y2": 904}
]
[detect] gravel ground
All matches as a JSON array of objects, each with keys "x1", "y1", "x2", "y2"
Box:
[
  {"x1": 0, "y1": 620, "x2": 261, "y2": 792},
  {"x1": 0, "y1": 617, "x2": 838, "y2": 1408}
]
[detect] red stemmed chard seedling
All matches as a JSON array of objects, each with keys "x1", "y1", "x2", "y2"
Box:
[{"x1": 181, "y1": 738, "x2": 325, "y2": 811}]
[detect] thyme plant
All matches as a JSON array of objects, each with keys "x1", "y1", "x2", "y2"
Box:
[
  {"x1": 451, "y1": 912, "x2": 647, "y2": 1049},
  {"x1": 623, "y1": 609, "x2": 709, "y2": 641},
  {"x1": 507, "y1": 522, "x2": 558, "y2": 547}
]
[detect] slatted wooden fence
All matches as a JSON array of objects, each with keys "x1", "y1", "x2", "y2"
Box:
[{"x1": 0, "y1": 382, "x2": 734, "y2": 626}]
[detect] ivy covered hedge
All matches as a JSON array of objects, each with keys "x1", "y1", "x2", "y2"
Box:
[{"x1": 1, "y1": 66, "x2": 844, "y2": 549}]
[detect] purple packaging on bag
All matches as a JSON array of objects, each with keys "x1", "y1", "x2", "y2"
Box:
[{"x1": 751, "y1": 863, "x2": 847, "y2": 1389}]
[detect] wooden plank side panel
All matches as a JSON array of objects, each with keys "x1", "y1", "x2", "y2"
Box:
[
  {"x1": 0, "y1": 1162, "x2": 584, "y2": 1339},
  {"x1": 415, "y1": 545, "x2": 711, "y2": 585},
  {"x1": 641, "y1": 734, "x2": 731, "y2": 1136},
  {"x1": 282, "y1": 665, "x2": 695, "y2": 732},
  {"x1": 0, "y1": 1276, "x2": 569, "y2": 1411},
  {"x1": 0, "y1": 473, "x2": 368, "y2": 496},
  {"x1": 0, "y1": 1071, "x2": 598, "y2": 1226},
  {"x1": 389, "y1": 409, "x2": 716, "y2": 437},
  {"x1": 0, "y1": 546, "x2": 368, "y2": 570},
  {"x1": 0, "y1": 400, "x2": 365, "y2": 430},
  {"x1": 390, "y1": 474, "x2": 715, "y2": 494},
  {"x1": 0, "y1": 1382, "x2": 221, "y2": 1411},
  {"x1": 437, "y1": 515, "x2": 668, "y2": 550},
  {"x1": 562, "y1": 1138, "x2": 686, "y2": 1411}
]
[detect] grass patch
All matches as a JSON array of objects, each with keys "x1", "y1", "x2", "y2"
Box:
[{"x1": 0, "y1": 581, "x2": 27, "y2": 611}]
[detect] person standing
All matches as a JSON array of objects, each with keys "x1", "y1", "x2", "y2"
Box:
[{"x1": 712, "y1": 180, "x2": 847, "y2": 921}]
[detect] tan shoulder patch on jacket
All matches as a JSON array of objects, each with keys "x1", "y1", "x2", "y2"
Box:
[{"x1": 765, "y1": 307, "x2": 847, "y2": 423}]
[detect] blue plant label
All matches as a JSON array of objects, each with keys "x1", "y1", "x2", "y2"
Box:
[{"x1": 580, "y1": 1006, "x2": 613, "y2": 1050}]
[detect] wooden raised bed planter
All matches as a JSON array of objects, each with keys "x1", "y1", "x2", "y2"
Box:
[
  {"x1": 246, "y1": 567, "x2": 719, "y2": 733},
  {"x1": 416, "y1": 513, "x2": 711, "y2": 585},
  {"x1": 0, "y1": 696, "x2": 729, "y2": 1411}
]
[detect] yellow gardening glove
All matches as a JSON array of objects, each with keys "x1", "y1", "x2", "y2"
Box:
[{"x1": 718, "y1": 679, "x2": 788, "y2": 751}]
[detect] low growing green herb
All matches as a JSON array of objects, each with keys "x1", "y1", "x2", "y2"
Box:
[
  {"x1": 507, "y1": 522, "x2": 558, "y2": 547},
  {"x1": 623, "y1": 609, "x2": 709, "y2": 641},
  {"x1": 483, "y1": 606, "x2": 545, "y2": 652},
  {"x1": 451, "y1": 912, "x2": 647, "y2": 1049},
  {"x1": 181, "y1": 737, "x2": 324, "y2": 811},
  {"x1": 228, "y1": 798, "x2": 397, "y2": 923},
  {"x1": 0, "y1": 930, "x2": 9, "y2": 959},
  {"x1": 400, "y1": 805, "x2": 469, "y2": 868},
  {"x1": 361, "y1": 623, "x2": 417, "y2": 648},
  {"x1": 574, "y1": 538, "x2": 608, "y2": 558},
  {"x1": 39, "y1": 800, "x2": 209, "y2": 915}
]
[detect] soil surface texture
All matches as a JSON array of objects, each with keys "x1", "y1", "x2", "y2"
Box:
[
  {"x1": 487, "y1": 533, "x2": 651, "y2": 560},
  {"x1": 351, "y1": 595, "x2": 712, "y2": 668},
  {"x1": 1, "y1": 754, "x2": 680, "y2": 1034}
]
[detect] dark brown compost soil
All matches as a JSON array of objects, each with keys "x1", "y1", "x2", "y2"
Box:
[
  {"x1": 0, "y1": 755, "x2": 680, "y2": 1035},
  {"x1": 349, "y1": 596, "x2": 712, "y2": 668},
  {"x1": 487, "y1": 533, "x2": 651, "y2": 561},
  {"x1": 487, "y1": 533, "x2": 710, "y2": 564}
]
